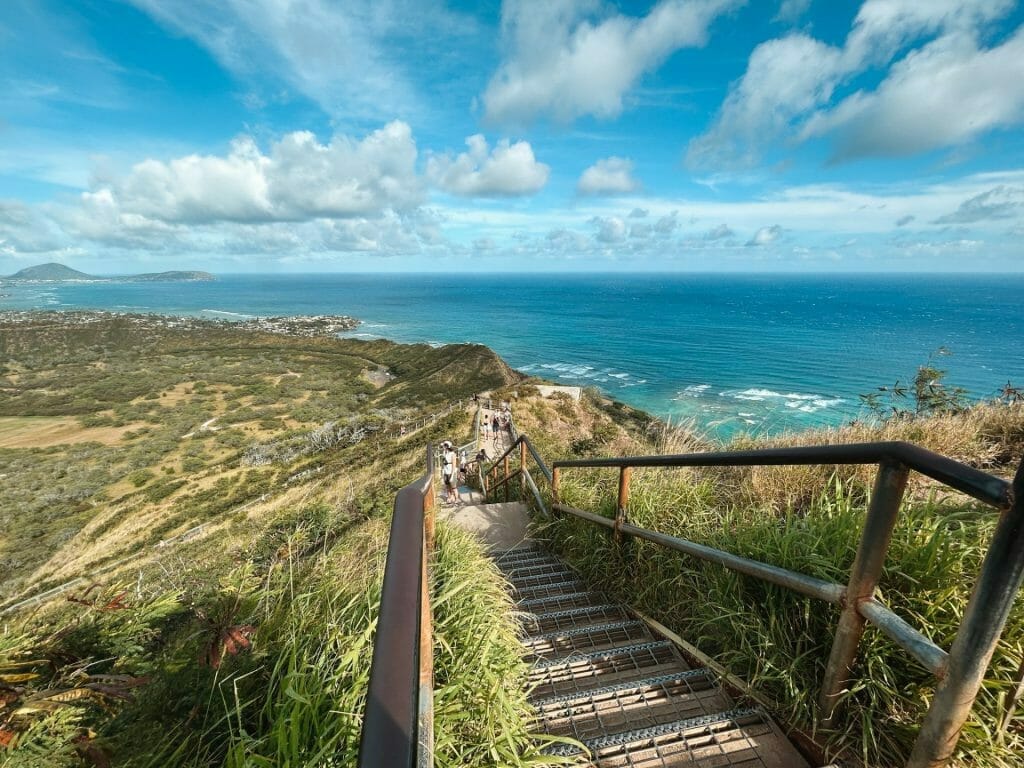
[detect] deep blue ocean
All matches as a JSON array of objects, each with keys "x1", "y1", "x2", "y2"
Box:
[{"x1": 2, "y1": 273, "x2": 1022, "y2": 439}]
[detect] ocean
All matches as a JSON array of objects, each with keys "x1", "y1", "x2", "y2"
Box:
[{"x1": 2, "y1": 273, "x2": 1022, "y2": 439}]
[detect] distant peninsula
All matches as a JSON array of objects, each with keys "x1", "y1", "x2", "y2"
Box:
[{"x1": 5, "y1": 262, "x2": 214, "y2": 283}]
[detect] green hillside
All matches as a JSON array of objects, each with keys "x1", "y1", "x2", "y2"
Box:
[{"x1": 7, "y1": 263, "x2": 92, "y2": 280}]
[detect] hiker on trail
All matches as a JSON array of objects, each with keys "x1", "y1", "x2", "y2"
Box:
[
  {"x1": 441, "y1": 441, "x2": 458, "y2": 505},
  {"x1": 482, "y1": 416, "x2": 490, "y2": 440},
  {"x1": 492, "y1": 414, "x2": 500, "y2": 442}
]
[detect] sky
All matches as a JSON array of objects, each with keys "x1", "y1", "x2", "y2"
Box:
[{"x1": 1, "y1": 0, "x2": 1024, "y2": 274}]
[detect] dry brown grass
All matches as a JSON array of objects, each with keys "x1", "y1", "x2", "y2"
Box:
[
  {"x1": 0, "y1": 416, "x2": 144, "y2": 448},
  {"x1": 716, "y1": 402, "x2": 1024, "y2": 514}
]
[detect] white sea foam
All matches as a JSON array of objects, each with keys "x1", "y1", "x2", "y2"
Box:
[
  {"x1": 721, "y1": 387, "x2": 845, "y2": 413},
  {"x1": 201, "y1": 309, "x2": 253, "y2": 319},
  {"x1": 528, "y1": 361, "x2": 640, "y2": 385}
]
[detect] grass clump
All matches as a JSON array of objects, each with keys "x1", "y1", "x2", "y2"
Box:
[{"x1": 531, "y1": 401, "x2": 1024, "y2": 767}]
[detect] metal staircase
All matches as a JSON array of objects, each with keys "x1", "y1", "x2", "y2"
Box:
[{"x1": 494, "y1": 544, "x2": 812, "y2": 767}]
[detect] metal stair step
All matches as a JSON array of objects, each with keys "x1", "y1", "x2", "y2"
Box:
[
  {"x1": 502, "y1": 561, "x2": 572, "y2": 580},
  {"x1": 507, "y1": 569, "x2": 581, "y2": 589},
  {"x1": 513, "y1": 577, "x2": 587, "y2": 601},
  {"x1": 518, "y1": 590, "x2": 604, "y2": 613},
  {"x1": 523, "y1": 603, "x2": 631, "y2": 634},
  {"x1": 533, "y1": 668, "x2": 736, "y2": 744},
  {"x1": 551, "y1": 707, "x2": 811, "y2": 767},
  {"x1": 524, "y1": 620, "x2": 653, "y2": 661},
  {"x1": 529, "y1": 640, "x2": 690, "y2": 699},
  {"x1": 493, "y1": 547, "x2": 553, "y2": 567}
]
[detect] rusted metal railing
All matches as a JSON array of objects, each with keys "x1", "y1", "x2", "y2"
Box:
[
  {"x1": 357, "y1": 444, "x2": 435, "y2": 768},
  {"x1": 483, "y1": 435, "x2": 1024, "y2": 768}
]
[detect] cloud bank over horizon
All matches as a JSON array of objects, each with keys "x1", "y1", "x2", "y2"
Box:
[{"x1": 2, "y1": 0, "x2": 1023, "y2": 273}]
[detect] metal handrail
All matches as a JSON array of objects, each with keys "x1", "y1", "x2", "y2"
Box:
[
  {"x1": 358, "y1": 444, "x2": 435, "y2": 768},
  {"x1": 541, "y1": 443, "x2": 1024, "y2": 768},
  {"x1": 363, "y1": 415, "x2": 1024, "y2": 768}
]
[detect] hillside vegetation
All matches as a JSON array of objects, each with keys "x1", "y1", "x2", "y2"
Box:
[
  {"x1": 511, "y1": 389, "x2": 1024, "y2": 767},
  {"x1": 0, "y1": 312, "x2": 559, "y2": 767}
]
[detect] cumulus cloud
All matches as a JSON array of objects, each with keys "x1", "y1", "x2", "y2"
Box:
[
  {"x1": 746, "y1": 224, "x2": 782, "y2": 246},
  {"x1": 934, "y1": 184, "x2": 1024, "y2": 224},
  {"x1": 704, "y1": 223, "x2": 735, "y2": 240},
  {"x1": 803, "y1": 29, "x2": 1024, "y2": 160},
  {"x1": 688, "y1": 0, "x2": 1022, "y2": 167},
  {"x1": 483, "y1": 0, "x2": 739, "y2": 124},
  {"x1": 44, "y1": 122, "x2": 450, "y2": 258},
  {"x1": 773, "y1": 0, "x2": 812, "y2": 24},
  {"x1": 0, "y1": 200, "x2": 70, "y2": 255},
  {"x1": 427, "y1": 134, "x2": 549, "y2": 197},
  {"x1": 85, "y1": 121, "x2": 422, "y2": 226},
  {"x1": 590, "y1": 215, "x2": 628, "y2": 243},
  {"x1": 577, "y1": 157, "x2": 640, "y2": 195}
]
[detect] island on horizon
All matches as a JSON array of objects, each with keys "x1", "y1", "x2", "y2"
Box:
[{"x1": 4, "y1": 262, "x2": 215, "y2": 283}]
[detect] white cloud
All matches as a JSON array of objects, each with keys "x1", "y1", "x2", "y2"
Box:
[
  {"x1": 0, "y1": 200, "x2": 70, "y2": 256},
  {"x1": 577, "y1": 157, "x2": 640, "y2": 195},
  {"x1": 128, "y1": 0, "x2": 477, "y2": 120},
  {"x1": 689, "y1": 0, "x2": 1021, "y2": 167},
  {"x1": 704, "y1": 223, "x2": 734, "y2": 239},
  {"x1": 83, "y1": 122, "x2": 422, "y2": 226},
  {"x1": 427, "y1": 135, "x2": 549, "y2": 197},
  {"x1": 591, "y1": 215, "x2": 628, "y2": 243},
  {"x1": 773, "y1": 0, "x2": 812, "y2": 24},
  {"x1": 746, "y1": 224, "x2": 783, "y2": 246},
  {"x1": 802, "y1": 29, "x2": 1024, "y2": 160},
  {"x1": 483, "y1": 0, "x2": 740, "y2": 124},
  {"x1": 934, "y1": 184, "x2": 1024, "y2": 224}
]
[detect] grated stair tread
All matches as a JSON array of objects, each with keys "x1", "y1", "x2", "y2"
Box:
[
  {"x1": 585, "y1": 707, "x2": 811, "y2": 767},
  {"x1": 513, "y1": 577, "x2": 588, "y2": 601},
  {"x1": 519, "y1": 590, "x2": 604, "y2": 613},
  {"x1": 523, "y1": 603, "x2": 632, "y2": 634},
  {"x1": 494, "y1": 546, "x2": 811, "y2": 768},
  {"x1": 524, "y1": 620, "x2": 654, "y2": 662},
  {"x1": 528, "y1": 640, "x2": 691, "y2": 699},
  {"x1": 534, "y1": 669, "x2": 736, "y2": 744}
]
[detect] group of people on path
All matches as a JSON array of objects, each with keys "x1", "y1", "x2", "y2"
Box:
[{"x1": 440, "y1": 400, "x2": 513, "y2": 507}]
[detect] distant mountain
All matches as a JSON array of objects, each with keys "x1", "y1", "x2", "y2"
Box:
[
  {"x1": 5, "y1": 263, "x2": 214, "y2": 282},
  {"x1": 9, "y1": 263, "x2": 92, "y2": 280},
  {"x1": 128, "y1": 271, "x2": 215, "y2": 282}
]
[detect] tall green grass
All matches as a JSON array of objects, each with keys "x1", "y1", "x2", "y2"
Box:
[
  {"x1": 538, "y1": 467, "x2": 1024, "y2": 767},
  {"x1": 3, "y1": 512, "x2": 561, "y2": 767}
]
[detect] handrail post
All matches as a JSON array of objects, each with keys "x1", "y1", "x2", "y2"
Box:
[
  {"x1": 552, "y1": 466, "x2": 561, "y2": 505},
  {"x1": 503, "y1": 454, "x2": 511, "y2": 502},
  {"x1": 615, "y1": 466, "x2": 632, "y2": 545},
  {"x1": 907, "y1": 459, "x2": 1024, "y2": 767},
  {"x1": 519, "y1": 439, "x2": 528, "y2": 498},
  {"x1": 819, "y1": 459, "x2": 909, "y2": 726}
]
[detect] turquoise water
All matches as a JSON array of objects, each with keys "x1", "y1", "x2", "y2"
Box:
[{"x1": 2, "y1": 273, "x2": 1022, "y2": 438}]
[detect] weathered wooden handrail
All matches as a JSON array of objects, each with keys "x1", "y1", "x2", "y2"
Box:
[{"x1": 357, "y1": 444, "x2": 435, "y2": 768}]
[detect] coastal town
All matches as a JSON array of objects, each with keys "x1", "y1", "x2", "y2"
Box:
[{"x1": 0, "y1": 310, "x2": 360, "y2": 338}]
